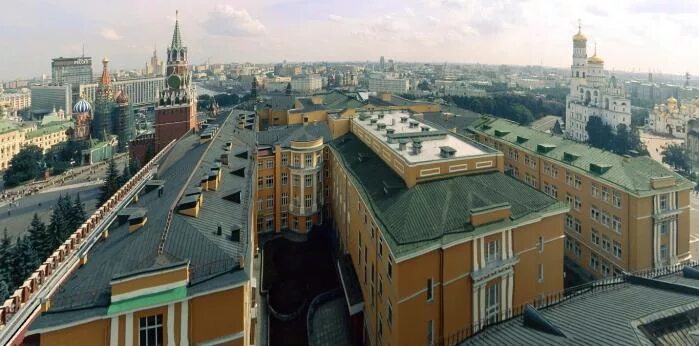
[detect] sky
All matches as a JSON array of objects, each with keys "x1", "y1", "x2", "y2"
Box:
[{"x1": 2, "y1": 0, "x2": 699, "y2": 81}]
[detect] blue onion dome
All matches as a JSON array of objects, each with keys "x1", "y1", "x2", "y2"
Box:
[{"x1": 73, "y1": 98, "x2": 91, "y2": 113}]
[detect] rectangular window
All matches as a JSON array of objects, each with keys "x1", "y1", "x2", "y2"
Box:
[
  {"x1": 550, "y1": 184, "x2": 558, "y2": 198},
  {"x1": 427, "y1": 320, "x2": 434, "y2": 346},
  {"x1": 590, "y1": 206, "x2": 600, "y2": 221},
  {"x1": 574, "y1": 241, "x2": 581, "y2": 258},
  {"x1": 426, "y1": 278, "x2": 433, "y2": 301},
  {"x1": 305, "y1": 175, "x2": 312, "y2": 187},
  {"x1": 387, "y1": 302, "x2": 393, "y2": 327},
  {"x1": 508, "y1": 148, "x2": 519, "y2": 161},
  {"x1": 305, "y1": 153, "x2": 313, "y2": 167},
  {"x1": 538, "y1": 263, "x2": 544, "y2": 283},
  {"x1": 613, "y1": 191, "x2": 622, "y2": 208},
  {"x1": 601, "y1": 262, "x2": 610, "y2": 277},
  {"x1": 659, "y1": 194, "x2": 668, "y2": 211},
  {"x1": 281, "y1": 193, "x2": 288, "y2": 206},
  {"x1": 485, "y1": 283, "x2": 499, "y2": 324},
  {"x1": 601, "y1": 187, "x2": 610, "y2": 202},
  {"x1": 265, "y1": 176, "x2": 274, "y2": 188},
  {"x1": 266, "y1": 215, "x2": 273, "y2": 231},
  {"x1": 591, "y1": 229, "x2": 600, "y2": 246},
  {"x1": 566, "y1": 171, "x2": 574, "y2": 186},
  {"x1": 565, "y1": 237, "x2": 573, "y2": 251},
  {"x1": 281, "y1": 172, "x2": 288, "y2": 185},
  {"x1": 538, "y1": 236, "x2": 544, "y2": 253},
  {"x1": 601, "y1": 235, "x2": 611, "y2": 252},
  {"x1": 660, "y1": 244, "x2": 668, "y2": 261},
  {"x1": 590, "y1": 253, "x2": 599, "y2": 271},
  {"x1": 660, "y1": 221, "x2": 668, "y2": 235},
  {"x1": 591, "y1": 184, "x2": 599, "y2": 199},
  {"x1": 281, "y1": 213, "x2": 288, "y2": 228},
  {"x1": 613, "y1": 241, "x2": 622, "y2": 258},
  {"x1": 139, "y1": 315, "x2": 163, "y2": 346},
  {"x1": 281, "y1": 153, "x2": 288, "y2": 166},
  {"x1": 305, "y1": 218, "x2": 312, "y2": 231},
  {"x1": 378, "y1": 238, "x2": 383, "y2": 258},
  {"x1": 612, "y1": 215, "x2": 621, "y2": 233},
  {"x1": 574, "y1": 175, "x2": 582, "y2": 190},
  {"x1": 566, "y1": 193, "x2": 573, "y2": 206},
  {"x1": 257, "y1": 198, "x2": 262, "y2": 211},
  {"x1": 565, "y1": 214, "x2": 574, "y2": 230},
  {"x1": 257, "y1": 160, "x2": 263, "y2": 169},
  {"x1": 266, "y1": 197, "x2": 274, "y2": 209},
  {"x1": 293, "y1": 155, "x2": 300, "y2": 167},
  {"x1": 387, "y1": 257, "x2": 393, "y2": 281},
  {"x1": 378, "y1": 275, "x2": 383, "y2": 297},
  {"x1": 257, "y1": 176, "x2": 263, "y2": 190},
  {"x1": 370, "y1": 225, "x2": 375, "y2": 239},
  {"x1": 266, "y1": 159, "x2": 274, "y2": 169},
  {"x1": 304, "y1": 195, "x2": 312, "y2": 208},
  {"x1": 292, "y1": 175, "x2": 300, "y2": 187},
  {"x1": 574, "y1": 197, "x2": 582, "y2": 211},
  {"x1": 574, "y1": 218, "x2": 582, "y2": 234},
  {"x1": 601, "y1": 211, "x2": 610, "y2": 227},
  {"x1": 486, "y1": 240, "x2": 500, "y2": 264}
]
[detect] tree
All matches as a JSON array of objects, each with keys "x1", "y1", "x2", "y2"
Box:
[
  {"x1": 71, "y1": 193, "x2": 87, "y2": 231},
  {"x1": 661, "y1": 144, "x2": 690, "y2": 173},
  {"x1": 585, "y1": 116, "x2": 614, "y2": 150},
  {"x1": 27, "y1": 213, "x2": 51, "y2": 260},
  {"x1": 0, "y1": 228, "x2": 11, "y2": 279},
  {"x1": 8, "y1": 236, "x2": 39, "y2": 287},
  {"x1": 100, "y1": 159, "x2": 120, "y2": 205},
  {"x1": 213, "y1": 93, "x2": 239, "y2": 107},
  {"x1": 118, "y1": 163, "x2": 132, "y2": 186},
  {"x1": 3, "y1": 145, "x2": 44, "y2": 187},
  {"x1": 47, "y1": 196, "x2": 69, "y2": 250},
  {"x1": 613, "y1": 124, "x2": 633, "y2": 154},
  {"x1": 417, "y1": 80, "x2": 431, "y2": 91},
  {"x1": 0, "y1": 274, "x2": 8, "y2": 302}
]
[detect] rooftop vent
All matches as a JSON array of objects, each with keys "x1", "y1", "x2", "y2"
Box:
[
  {"x1": 494, "y1": 129, "x2": 510, "y2": 137},
  {"x1": 439, "y1": 146, "x2": 456, "y2": 158},
  {"x1": 537, "y1": 144, "x2": 556, "y2": 154},
  {"x1": 589, "y1": 163, "x2": 612, "y2": 175},
  {"x1": 409, "y1": 120, "x2": 419, "y2": 128},
  {"x1": 400, "y1": 116, "x2": 408, "y2": 123},
  {"x1": 386, "y1": 128, "x2": 395, "y2": 135},
  {"x1": 563, "y1": 152, "x2": 580, "y2": 162},
  {"x1": 370, "y1": 118, "x2": 378, "y2": 124},
  {"x1": 421, "y1": 126, "x2": 430, "y2": 132},
  {"x1": 398, "y1": 139, "x2": 408, "y2": 151},
  {"x1": 378, "y1": 113, "x2": 385, "y2": 119},
  {"x1": 377, "y1": 123, "x2": 387, "y2": 130},
  {"x1": 411, "y1": 139, "x2": 423, "y2": 155},
  {"x1": 481, "y1": 124, "x2": 492, "y2": 130},
  {"x1": 516, "y1": 136, "x2": 529, "y2": 143},
  {"x1": 522, "y1": 304, "x2": 566, "y2": 337}
]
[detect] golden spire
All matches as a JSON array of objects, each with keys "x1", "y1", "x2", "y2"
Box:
[{"x1": 573, "y1": 19, "x2": 587, "y2": 42}]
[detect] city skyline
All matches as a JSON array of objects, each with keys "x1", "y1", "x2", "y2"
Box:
[{"x1": 3, "y1": 0, "x2": 699, "y2": 80}]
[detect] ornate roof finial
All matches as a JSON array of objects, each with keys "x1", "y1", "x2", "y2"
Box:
[
  {"x1": 171, "y1": 10, "x2": 183, "y2": 49},
  {"x1": 578, "y1": 18, "x2": 582, "y2": 33},
  {"x1": 594, "y1": 41, "x2": 597, "y2": 55}
]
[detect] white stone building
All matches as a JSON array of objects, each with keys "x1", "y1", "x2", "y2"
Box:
[
  {"x1": 290, "y1": 74, "x2": 322, "y2": 93},
  {"x1": 368, "y1": 75, "x2": 409, "y2": 95},
  {"x1": 565, "y1": 25, "x2": 631, "y2": 142},
  {"x1": 647, "y1": 97, "x2": 699, "y2": 139}
]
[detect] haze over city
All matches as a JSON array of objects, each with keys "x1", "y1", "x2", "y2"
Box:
[{"x1": 3, "y1": 0, "x2": 699, "y2": 80}]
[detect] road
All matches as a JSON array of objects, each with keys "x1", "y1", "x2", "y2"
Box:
[
  {"x1": 0, "y1": 184, "x2": 101, "y2": 240},
  {"x1": 0, "y1": 155, "x2": 128, "y2": 241}
]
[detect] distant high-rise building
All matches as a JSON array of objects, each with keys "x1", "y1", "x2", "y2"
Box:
[
  {"x1": 154, "y1": 10, "x2": 197, "y2": 152},
  {"x1": 51, "y1": 57, "x2": 93, "y2": 85},
  {"x1": 379, "y1": 55, "x2": 385, "y2": 71},
  {"x1": 30, "y1": 84, "x2": 71, "y2": 116},
  {"x1": 565, "y1": 24, "x2": 631, "y2": 142},
  {"x1": 146, "y1": 47, "x2": 164, "y2": 77}
]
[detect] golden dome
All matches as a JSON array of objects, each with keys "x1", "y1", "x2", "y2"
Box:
[
  {"x1": 573, "y1": 32, "x2": 587, "y2": 42},
  {"x1": 667, "y1": 96, "x2": 677, "y2": 104},
  {"x1": 587, "y1": 54, "x2": 604, "y2": 64}
]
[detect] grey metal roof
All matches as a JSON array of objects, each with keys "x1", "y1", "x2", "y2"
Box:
[
  {"x1": 30, "y1": 112, "x2": 253, "y2": 331},
  {"x1": 256, "y1": 122, "x2": 332, "y2": 147},
  {"x1": 462, "y1": 268, "x2": 699, "y2": 345}
]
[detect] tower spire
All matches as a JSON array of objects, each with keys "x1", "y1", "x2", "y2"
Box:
[
  {"x1": 100, "y1": 57, "x2": 111, "y2": 86},
  {"x1": 171, "y1": 10, "x2": 183, "y2": 49},
  {"x1": 578, "y1": 18, "x2": 581, "y2": 33}
]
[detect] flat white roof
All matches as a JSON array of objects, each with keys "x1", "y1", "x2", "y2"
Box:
[{"x1": 352, "y1": 110, "x2": 486, "y2": 163}]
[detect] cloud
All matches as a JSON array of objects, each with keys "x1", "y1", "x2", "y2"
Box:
[
  {"x1": 100, "y1": 28, "x2": 121, "y2": 41},
  {"x1": 328, "y1": 14, "x2": 343, "y2": 22},
  {"x1": 629, "y1": 0, "x2": 699, "y2": 14},
  {"x1": 404, "y1": 7, "x2": 415, "y2": 17},
  {"x1": 202, "y1": 5, "x2": 265, "y2": 37}
]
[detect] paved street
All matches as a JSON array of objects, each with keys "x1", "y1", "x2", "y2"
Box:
[
  {"x1": 639, "y1": 129, "x2": 683, "y2": 164},
  {"x1": 0, "y1": 155, "x2": 128, "y2": 241}
]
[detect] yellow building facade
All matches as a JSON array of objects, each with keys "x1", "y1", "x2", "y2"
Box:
[
  {"x1": 255, "y1": 108, "x2": 569, "y2": 345},
  {"x1": 469, "y1": 117, "x2": 694, "y2": 279}
]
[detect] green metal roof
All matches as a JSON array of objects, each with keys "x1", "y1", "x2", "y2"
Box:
[
  {"x1": 330, "y1": 133, "x2": 567, "y2": 260},
  {"x1": 25, "y1": 121, "x2": 71, "y2": 139},
  {"x1": 0, "y1": 119, "x2": 19, "y2": 134},
  {"x1": 469, "y1": 117, "x2": 695, "y2": 197}
]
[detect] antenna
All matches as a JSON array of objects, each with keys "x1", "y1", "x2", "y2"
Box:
[
  {"x1": 82, "y1": 42, "x2": 85, "y2": 57},
  {"x1": 578, "y1": 18, "x2": 582, "y2": 32}
]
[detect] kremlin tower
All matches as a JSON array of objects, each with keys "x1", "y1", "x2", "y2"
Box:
[
  {"x1": 92, "y1": 57, "x2": 115, "y2": 140},
  {"x1": 154, "y1": 10, "x2": 197, "y2": 151}
]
